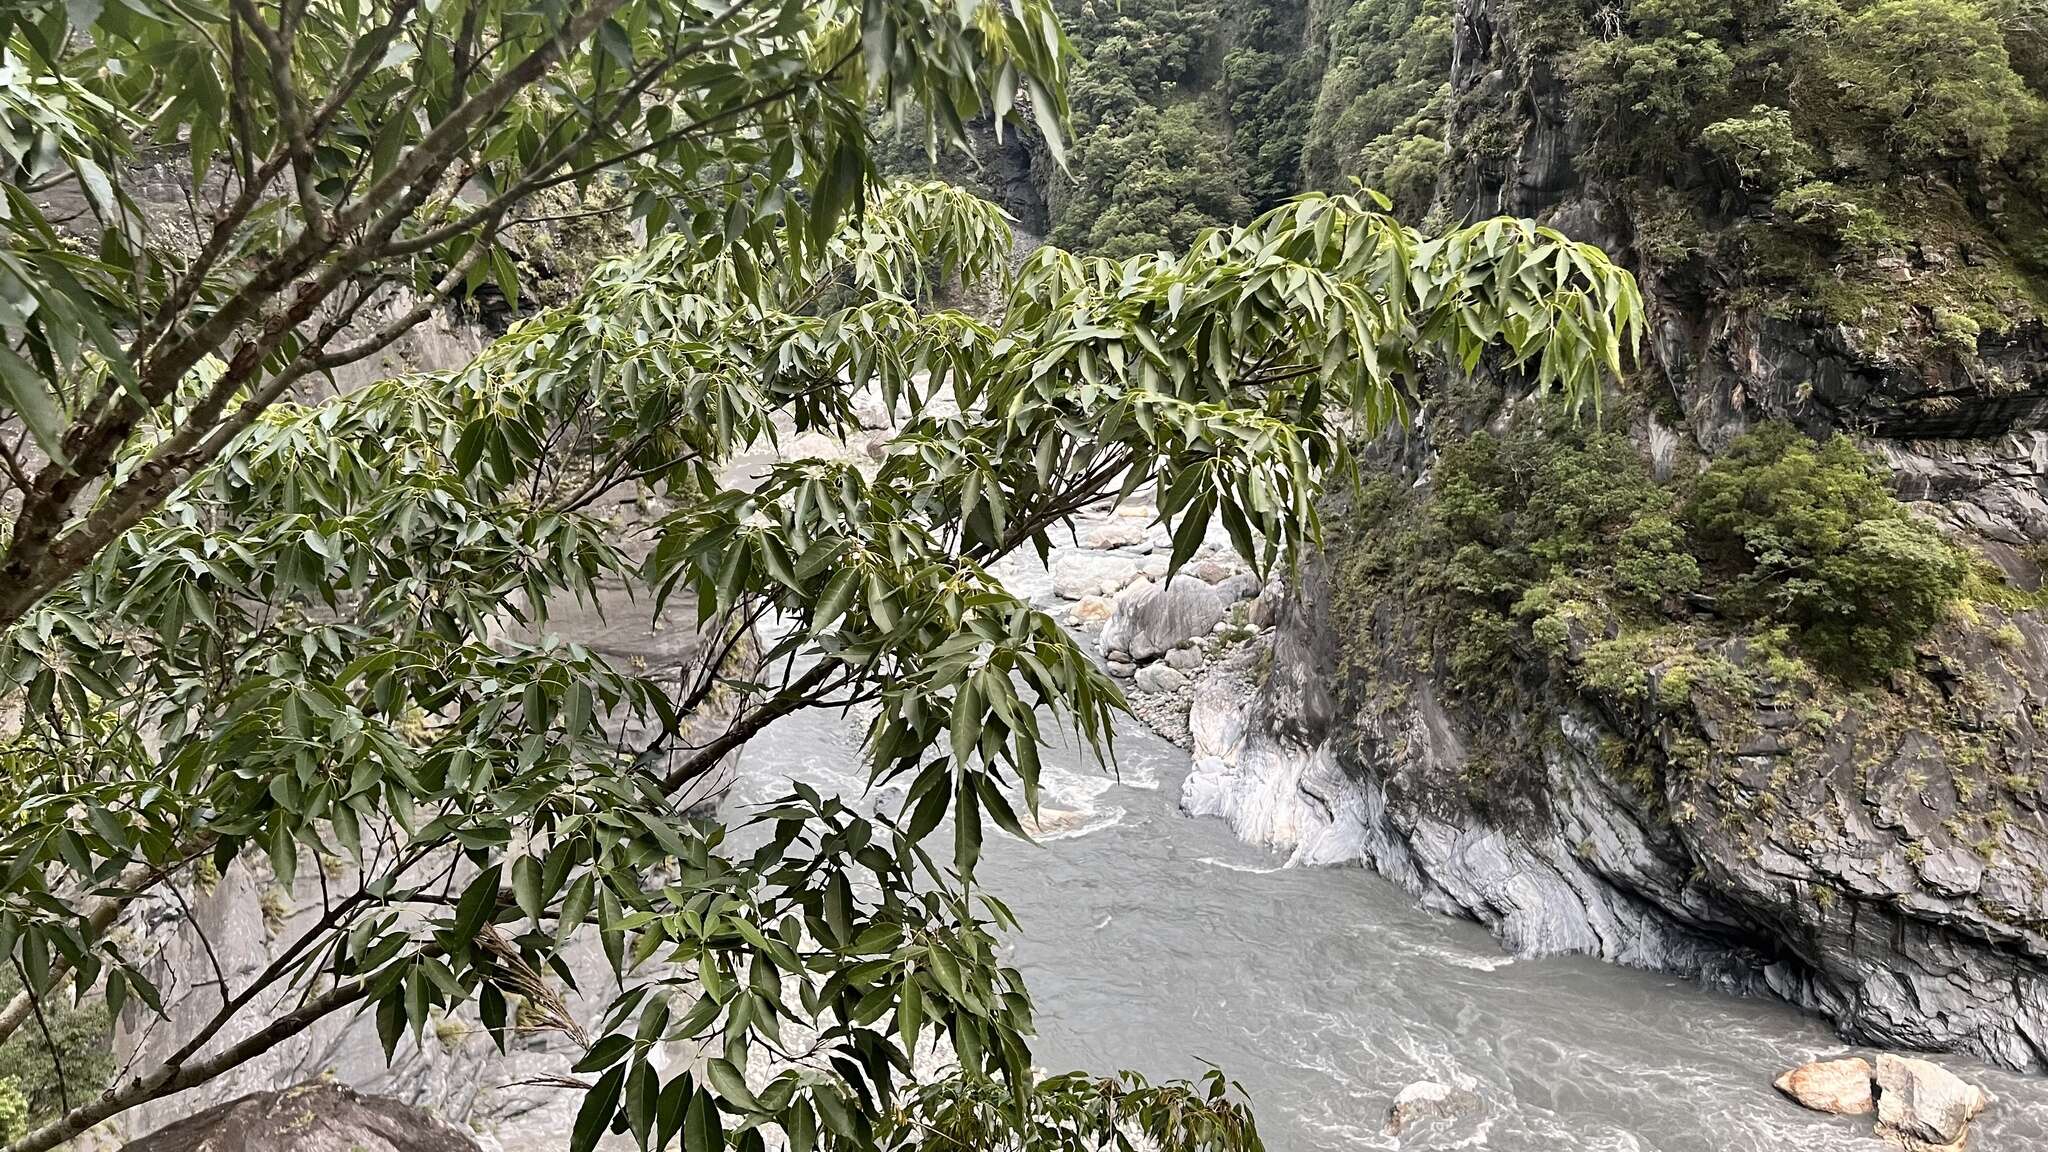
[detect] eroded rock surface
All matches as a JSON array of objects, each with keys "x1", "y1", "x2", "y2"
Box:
[
  {"x1": 119, "y1": 1084, "x2": 482, "y2": 1152},
  {"x1": 1873, "y1": 1054, "x2": 1992, "y2": 1152},
  {"x1": 1100, "y1": 578, "x2": 1227, "y2": 663}
]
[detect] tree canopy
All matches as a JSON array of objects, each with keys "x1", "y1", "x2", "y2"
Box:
[{"x1": 0, "y1": 3, "x2": 1644, "y2": 1151}]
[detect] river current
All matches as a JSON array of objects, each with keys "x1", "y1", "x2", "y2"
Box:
[{"x1": 729, "y1": 699, "x2": 2048, "y2": 1152}]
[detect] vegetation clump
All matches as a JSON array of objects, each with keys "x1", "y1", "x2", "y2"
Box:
[
  {"x1": 1543, "y1": 0, "x2": 2048, "y2": 358},
  {"x1": 1688, "y1": 423, "x2": 1971, "y2": 674},
  {"x1": 1333, "y1": 400, "x2": 1973, "y2": 722},
  {"x1": 1332, "y1": 398, "x2": 1699, "y2": 699}
]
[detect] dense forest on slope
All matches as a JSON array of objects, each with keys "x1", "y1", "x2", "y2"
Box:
[{"x1": 891, "y1": 0, "x2": 2048, "y2": 367}]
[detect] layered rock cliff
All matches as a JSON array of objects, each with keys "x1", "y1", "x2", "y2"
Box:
[{"x1": 1185, "y1": 0, "x2": 2048, "y2": 1074}]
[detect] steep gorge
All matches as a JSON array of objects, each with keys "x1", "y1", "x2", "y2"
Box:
[{"x1": 1138, "y1": 0, "x2": 2048, "y2": 1072}]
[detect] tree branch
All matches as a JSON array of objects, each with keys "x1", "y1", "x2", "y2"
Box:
[
  {"x1": 0, "y1": 858, "x2": 164, "y2": 1048},
  {"x1": 0, "y1": 975, "x2": 374, "y2": 1152}
]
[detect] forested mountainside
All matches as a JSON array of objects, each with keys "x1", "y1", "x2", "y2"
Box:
[
  {"x1": 885, "y1": 0, "x2": 2048, "y2": 1070},
  {"x1": 897, "y1": 0, "x2": 2048, "y2": 383}
]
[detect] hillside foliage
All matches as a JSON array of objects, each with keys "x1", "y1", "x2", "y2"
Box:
[{"x1": 891, "y1": 0, "x2": 2048, "y2": 368}]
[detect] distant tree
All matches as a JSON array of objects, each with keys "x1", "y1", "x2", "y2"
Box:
[
  {"x1": 1220, "y1": 8, "x2": 1315, "y2": 210},
  {"x1": 1688, "y1": 423, "x2": 1969, "y2": 674},
  {"x1": 1701, "y1": 106, "x2": 1815, "y2": 192},
  {"x1": 1829, "y1": 0, "x2": 2033, "y2": 166},
  {"x1": 1062, "y1": 103, "x2": 1253, "y2": 256},
  {"x1": 1569, "y1": 30, "x2": 1735, "y2": 169}
]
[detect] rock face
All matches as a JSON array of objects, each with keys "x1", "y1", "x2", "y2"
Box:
[
  {"x1": 1873, "y1": 1055, "x2": 1992, "y2": 1152},
  {"x1": 120, "y1": 1084, "x2": 482, "y2": 1152},
  {"x1": 1775, "y1": 1057, "x2": 1875, "y2": 1115},
  {"x1": 1188, "y1": 540, "x2": 2048, "y2": 1069},
  {"x1": 1099, "y1": 578, "x2": 1228, "y2": 663},
  {"x1": 1175, "y1": 0, "x2": 2048, "y2": 1074}
]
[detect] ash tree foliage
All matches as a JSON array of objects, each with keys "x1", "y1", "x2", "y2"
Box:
[{"x1": 0, "y1": 2, "x2": 1643, "y2": 1151}]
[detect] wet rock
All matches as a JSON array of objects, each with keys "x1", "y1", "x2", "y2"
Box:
[
  {"x1": 1774, "y1": 1056, "x2": 1874, "y2": 1115},
  {"x1": 1165, "y1": 646, "x2": 1204, "y2": 672},
  {"x1": 1382, "y1": 1080, "x2": 1478, "y2": 1137},
  {"x1": 1134, "y1": 664, "x2": 1189, "y2": 694},
  {"x1": 1051, "y1": 553, "x2": 1139, "y2": 600},
  {"x1": 1873, "y1": 1054, "x2": 1990, "y2": 1152},
  {"x1": 122, "y1": 1084, "x2": 483, "y2": 1152},
  {"x1": 1083, "y1": 521, "x2": 1151, "y2": 550},
  {"x1": 1066, "y1": 595, "x2": 1114, "y2": 625},
  {"x1": 1099, "y1": 578, "x2": 1228, "y2": 662}
]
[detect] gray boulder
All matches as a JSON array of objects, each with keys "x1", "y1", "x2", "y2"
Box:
[
  {"x1": 1183, "y1": 558, "x2": 1239, "y2": 584},
  {"x1": 122, "y1": 1084, "x2": 483, "y2": 1152},
  {"x1": 1873, "y1": 1054, "x2": 1991, "y2": 1151},
  {"x1": 1213, "y1": 572, "x2": 1262, "y2": 603},
  {"x1": 1066, "y1": 594, "x2": 1114, "y2": 625},
  {"x1": 1133, "y1": 664, "x2": 1190, "y2": 694},
  {"x1": 1083, "y1": 520, "x2": 1151, "y2": 549},
  {"x1": 1100, "y1": 578, "x2": 1227, "y2": 662},
  {"x1": 1382, "y1": 1080, "x2": 1479, "y2": 1137}
]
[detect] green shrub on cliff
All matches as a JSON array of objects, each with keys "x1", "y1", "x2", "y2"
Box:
[
  {"x1": 1829, "y1": 0, "x2": 2031, "y2": 167},
  {"x1": 1334, "y1": 406, "x2": 1969, "y2": 709},
  {"x1": 1477, "y1": 0, "x2": 2048, "y2": 356},
  {"x1": 1688, "y1": 423, "x2": 1969, "y2": 672},
  {"x1": 1335, "y1": 403, "x2": 1699, "y2": 696},
  {"x1": 1701, "y1": 106, "x2": 1814, "y2": 191}
]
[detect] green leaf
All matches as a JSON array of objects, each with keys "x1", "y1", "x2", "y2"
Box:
[
  {"x1": 684, "y1": 1085, "x2": 724, "y2": 1152},
  {"x1": 705, "y1": 1057, "x2": 760, "y2": 1111},
  {"x1": 574, "y1": 1033, "x2": 634, "y2": 1073},
  {"x1": 0, "y1": 343, "x2": 67, "y2": 464},
  {"x1": 572, "y1": 1065, "x2": 626, "y2": 1152}
]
